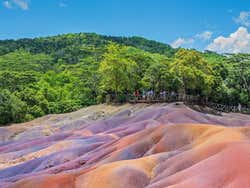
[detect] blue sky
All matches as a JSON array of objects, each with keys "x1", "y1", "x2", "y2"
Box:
[{"x1": 1, "y1": 0, "x2": 250, "y2": 53}]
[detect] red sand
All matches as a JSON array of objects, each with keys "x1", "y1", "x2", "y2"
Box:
[{"x1": 0, "y1": 103, "x2": 250, "y2": 188}]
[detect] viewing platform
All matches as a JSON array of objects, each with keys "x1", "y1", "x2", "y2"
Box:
[{"x1": 106, "y1": 93, "x2": 250, "y2": 114}]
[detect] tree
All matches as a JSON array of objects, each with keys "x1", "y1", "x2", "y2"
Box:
[
  {"x1": 0, "y1": 32, "x2": 249, "y2": 125},
  {"x1": 170, "y1": 49, "x2": 215, "y2": 96},
  {"x1": 0, "y1": 50, "x2": 53, "y2": 72},
  {"x1": 99, "y1": 43, "x2": 138, "y2": 96},
  {"x1": 0, "y1": 71, "x2": 38, "y2": 92},
  {"x1": 225, "y1": 54, "x2": 250, "y2": 105},
  {"x1": 0, "y1": 90, "x2": 27, "y2": 125},
  {"x1": 142, "y1": 60, "x2": 178, "y2": 92}
]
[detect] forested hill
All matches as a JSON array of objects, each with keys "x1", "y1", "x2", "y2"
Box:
[
  {"x1": 0, "y1": 33, "x2": 249, "y2": 125},
  {"x1": 0, "y1": 33, "x2": 176, "y2": 57}
]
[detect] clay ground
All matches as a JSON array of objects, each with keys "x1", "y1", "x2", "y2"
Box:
[{"x1": 0, "y1": 103, "x2": 250, "y2": 188}]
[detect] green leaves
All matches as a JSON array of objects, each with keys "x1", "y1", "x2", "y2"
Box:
[
  {"x1": 223, "y1": 54, "x2": 250, "y2": 105},
  {"x1": 0, "y1": 90, "x2": 27, "y2": 125},
  {"x1": 171, "y1": 49, "x2": 215, "y2": 95},
  {"x1": 99, "y1": 43, "x2": 138, "y2": 95},
  {"x1": 0, "y1": 33, "x2": 249, "y2": 125},
  {"x1": 142, "y1": 61, "x2": 175, "y2": 92},
  {"x1": 0, "y1": 50, "x2": 53, "y2": 72}
]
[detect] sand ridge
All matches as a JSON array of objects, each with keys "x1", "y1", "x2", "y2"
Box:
[{"x1": 0, "y1": 103, "x2": 250, "y2": 188}]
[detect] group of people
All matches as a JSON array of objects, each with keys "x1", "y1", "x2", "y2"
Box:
[
  {"x1": 133, "y1": 90, "x2": 175, "y2": 100},
  {"x1": 134, "y1": 90, "x2": 154, "y2": 100}
]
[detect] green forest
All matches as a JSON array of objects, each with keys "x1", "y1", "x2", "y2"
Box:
[{"x1": 0, "y1": 33, "x2": 249, "y2": 125}]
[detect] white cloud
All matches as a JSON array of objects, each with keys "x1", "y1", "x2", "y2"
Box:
[
  {"x1": 171, "y1": 30, "x2": 212, "y2": 48},
  {"x1": 13, "y1": 0, "x2": 29, "y2": 10},
  {"x1": 234, "y1": 11, "x2": 250, "y2": 27},
  {"x1": 59, "y1": 2, "x2": 67, "y2": 8},
  {"x1": 207, "y1": 27, "x2": 250, "y2": 53},
  {"x1": 3, "y1": 1, "x2": 12, "y2": 9},
  {"x1": 171, "y1": 38, "x2": 194, "y2": 48},
  {"x1": 195, "y1": 31, "x2": 213, "y2": 41},
  {"x1": 2, "y1": 0, "x2": 29, "y2": 10}
]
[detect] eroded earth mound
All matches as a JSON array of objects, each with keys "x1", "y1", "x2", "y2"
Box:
[{"x1": 0, "y1": 103, "x2": 250, "y2": 188}]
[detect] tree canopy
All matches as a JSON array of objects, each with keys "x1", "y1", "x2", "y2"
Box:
[
  {"x1": 0, "y1": 33, "x2": 249, "y2": 125},
  {"x1": 99, "y1": 43, "x2": 138, "y2": 95}
]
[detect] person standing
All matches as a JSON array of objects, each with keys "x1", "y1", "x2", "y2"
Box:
[
  {"x1": 238, "y1": 103, "x2": 242, "y2": 112},
  {"x1": 135, "y1": 90, "x2": 140, "y2": 100}
]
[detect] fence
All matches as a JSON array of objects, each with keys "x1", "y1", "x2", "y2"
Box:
[{"x1": 106, "y1": 93, "x2": 250, "y2": 114}]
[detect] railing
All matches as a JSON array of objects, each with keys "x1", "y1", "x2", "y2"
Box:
[
  {"x1": 128, "y1": 93, "x2": 200, "y2": 105},
  {"x1": 205, "y1": 102, "x2": 250, "y2": 114},
  {"x1": 106, "y1": 93, "x2": 250, "y2": 114}
]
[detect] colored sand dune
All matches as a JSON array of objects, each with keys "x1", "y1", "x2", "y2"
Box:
[{"x1": 0, "y1": 103, "x2": 250, "y2": 188}]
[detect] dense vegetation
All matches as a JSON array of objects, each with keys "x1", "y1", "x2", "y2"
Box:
[{"x1": 0, "y1": 33, "x2": 249, "y2": 125}]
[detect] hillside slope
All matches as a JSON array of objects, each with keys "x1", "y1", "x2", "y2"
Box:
[
  {"x1": 0, "y1": 33, "x2": 176, "y2": 57},
  {"x1": 0, "y1": 103, "x2": 250, "y2": 188},
  {"x1": 0, "y1": 32, "x2": 249, "y2": 126}
]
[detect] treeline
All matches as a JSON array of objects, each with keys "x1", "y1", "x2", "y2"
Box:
[{"x1": 0, "y1": 33, "x2": 249, "y2": 125}]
